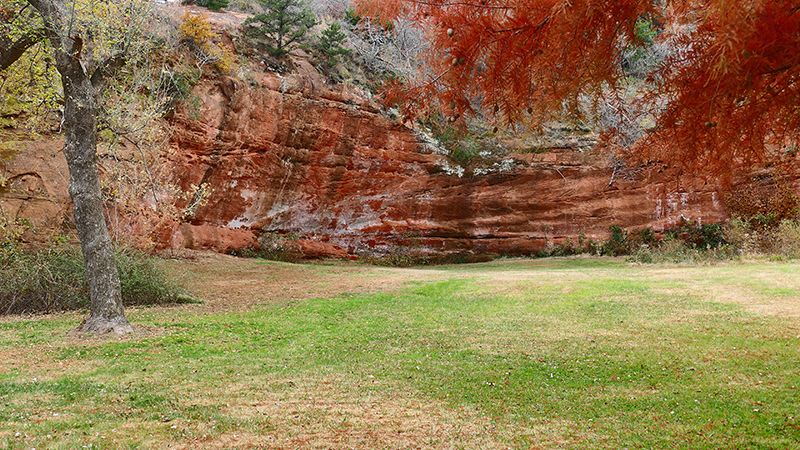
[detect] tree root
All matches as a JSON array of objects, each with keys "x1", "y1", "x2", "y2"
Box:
[{"x1": 73, "y1": 315, "x2": 135, "y2": 335}]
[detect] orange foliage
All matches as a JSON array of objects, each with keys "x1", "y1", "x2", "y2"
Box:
[
  {"x1": 355, "y1": 0, "x2": 800, "y2": 174},
  {"x1": 640, "y1": 0, "x2": 800, "y2": 174}
]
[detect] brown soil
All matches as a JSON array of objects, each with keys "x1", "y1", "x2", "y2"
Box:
[{"x1": 162, "y1": 250, "x2": 458, "y2": 315}]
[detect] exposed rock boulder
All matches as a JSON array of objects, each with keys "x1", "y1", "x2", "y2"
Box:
[
  {"x1": 176, "y1": 222, "x2": 259, "y2": 253},
  {"x1": 295, "y1": 239, "x2": 353, "y2": 260}
]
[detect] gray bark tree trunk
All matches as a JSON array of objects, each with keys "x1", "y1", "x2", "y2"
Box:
[
  {"x1": 58, "y1": 52, "x2": 133, "y2": 334},
  {"x1": 25, "y1": 0, "x2": 133, "y2": 334}
]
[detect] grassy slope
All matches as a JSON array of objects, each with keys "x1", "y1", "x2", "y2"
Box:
[{"x1": 0, "y1": 258, "x2": 799, "y2": 449}]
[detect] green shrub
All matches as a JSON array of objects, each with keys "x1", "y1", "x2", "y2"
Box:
[
  {"x1": 115, "y1": 247, "x2": 192, "y2": 307},
  {"x1": 548, "y1": 237, "x2": 582, "y2": 257},
  {"x1": 628, "y1": 236, "x2": 739, "y2": 265},
  {"x1": 723, "y1": 217, "x2": 763, "y2": 255},
  {"x1": 775, "y1": 219, "x2": 800, "y2": 258},
  {"x1": 603, "y1": 225, "x2": 631, "y2": 256},
  {"x1": 725, "y1": 217, "x2": 800, "y2": 258},
  {"x1": 0, "y1": 245, "x2": 191, "y2": 315},
  {"x1": 344, "y1": 9, "x2": 361, "y2": 27},
  {"x1": 598, "y1": 221, "x2": 737, "y2": 263},
  {"x1": 449, "y1": 140, "x2": 480, "y2": 163},
  {"x1": 0, "y1": 215, "x2": 30, "y2": 265},
  {"x1": 195, "y1": 0, "x2": 230, "y2": 11},
  {"x1": 665, "y1": 217, "x2": 726, "y2": 249}
]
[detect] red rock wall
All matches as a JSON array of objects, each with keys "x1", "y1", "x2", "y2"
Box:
[
  {"x1": 0, "y1": 138, "x2": 72, "y2": 247},
  {"x1": 4, "y1": 7, "x2": 797, "y2": 257},
  {"x1": 4, "y1": 75, "x2": 795, "y2": 257},
  {"x1": 164, "y1": 77, "x2": 734, "y2": 256}
]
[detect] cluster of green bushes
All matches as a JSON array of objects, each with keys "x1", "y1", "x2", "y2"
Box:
[
  {"x1": 599, "y1": 220, "x2": 734, "y2": 263},
  {"x1": 0, "y1": 242, "x2": 191, "y2": 316},
  {"x1": 359, "y1": 216, "x2": 800, "y2": 267},
  {"x1": 546, "y1": 217, "x2": 800, "y2": 264}
]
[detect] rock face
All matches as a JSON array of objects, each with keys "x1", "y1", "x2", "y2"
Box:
[
  {"x1": 3, "y1": 72, "x2": 796, "y2": 257},
  {"x1": 0, "y1": 138, "x2": 72, "y2": 247},
  {"x1": 1, "y1": 6, "x2": 797, "y2": 258},
  {"x1": 163, "y1": 75, "x2": 736, "y2": 257}
]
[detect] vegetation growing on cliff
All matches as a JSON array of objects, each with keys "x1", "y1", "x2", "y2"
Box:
[
  {"x1": 178, "y1": 11, "x2": 236, "y2": 72},
  {"x1": 316, "y1": 22, "x2": 351, "y2": 66},
  {"x1": 242, "y1": 0, "x2": 317, "y2": 55}
]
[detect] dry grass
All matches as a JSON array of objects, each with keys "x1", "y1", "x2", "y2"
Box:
[
  {"x1": 167, "y1": 376, "x2": 506, "y2": 449},
  {"x1": 1, "y1": 254, "x2": 799, "y2": 449}
]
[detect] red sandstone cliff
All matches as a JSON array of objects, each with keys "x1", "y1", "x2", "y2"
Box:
[
  {"x1": 161, "y1": 69, "x2": 737, "y2": 256},
  {"x1": 4, "y1": 55, "x2": 795, "y2": 257}
]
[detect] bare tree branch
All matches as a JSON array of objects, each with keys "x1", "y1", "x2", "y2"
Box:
[{"x1": 90, "y1": 53, "x2": 127, "y2": 92}]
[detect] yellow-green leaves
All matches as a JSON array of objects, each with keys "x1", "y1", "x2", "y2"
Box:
[{"x1": 178, "y1": 12, "x2": 234, "y2": 73}]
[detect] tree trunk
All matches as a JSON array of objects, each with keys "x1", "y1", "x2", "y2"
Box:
[
  {"x1": 56, "y1": 51, "x2": 133, "y2": 334},
  {"x1": 21, "y1": 0, "x2": 135, "y2": 335}
]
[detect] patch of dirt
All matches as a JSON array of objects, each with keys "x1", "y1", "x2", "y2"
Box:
[
  {"x1": 164, "y1": 4, "x2": 251, "y2": 30},
  {"x1": 645, "y1": 264, "x2": 800, "y2": 318},
  {"x1": 0, "y1": 337, "x2": 104, "y2": 382},
  {"x1": 165, "y1": 251, "x2": 455, "y2": 315}
]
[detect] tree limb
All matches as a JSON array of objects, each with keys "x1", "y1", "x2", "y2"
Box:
[
  {"x1": 0, "y1": 28, "x2": 46, "y2": 71},
  {"x1": 90, "y1": 53, "x2": 127, "y2": 93}
]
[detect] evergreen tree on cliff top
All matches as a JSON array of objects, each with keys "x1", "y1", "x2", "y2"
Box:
[
  {"x1": 317, "y1": 22, "x2": 351, "y2": 67},
  {"x1": 356, "y1": 0, "x2": 800, "y2": 177},
  {"x1": 243, "y1": 0, "x2": 318, "y2": 56}
]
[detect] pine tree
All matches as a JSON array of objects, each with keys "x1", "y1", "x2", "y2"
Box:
[
  {"x1": 196, "y1": 0, "x2": 229, "y2": 12},
  {"x1": 243, "y1": 0, "x2": 317, "y2": 56},
  {"x1": 317, "y1": 22, "x2": 351, "y2": 66}
]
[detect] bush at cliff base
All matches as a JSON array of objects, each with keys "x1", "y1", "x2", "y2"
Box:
[
  {"x1": 626, "y1": 218, "x2": 800, "y2": 264},
  {"x1": 0, "y1": 244, "x2": 192, "y2": 315}
]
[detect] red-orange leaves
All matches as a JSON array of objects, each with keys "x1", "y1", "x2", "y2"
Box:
[
  {"x1": 357, "y1": 0, "x2": 657, "y2": 124},
  {"x1": 637, "y1": 0, "x2": 800, "y2": 173},
  {"x1": 358, "y1": 0, "x2": 800, "y2": 175}
]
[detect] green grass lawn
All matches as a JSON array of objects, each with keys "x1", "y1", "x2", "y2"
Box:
[{"x1": 1, "y1": 258, "x2": 799, "y2": 449}]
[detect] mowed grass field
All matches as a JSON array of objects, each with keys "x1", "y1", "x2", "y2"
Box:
[{"x1": 1, "y1": 256, "x2": 799, "y2": 449}]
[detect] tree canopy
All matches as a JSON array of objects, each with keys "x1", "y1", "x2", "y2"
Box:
[{"x1": 355, "y1": 0, "x2": 800, "y2": 175}]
